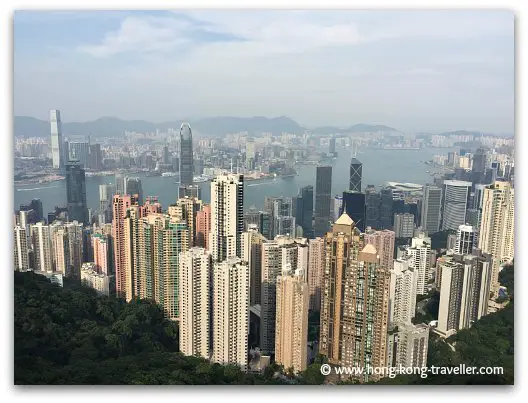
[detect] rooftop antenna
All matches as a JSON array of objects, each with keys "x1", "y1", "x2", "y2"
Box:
[{"x1": 230, "y1": 158, "x2": 233, "y2": 173}]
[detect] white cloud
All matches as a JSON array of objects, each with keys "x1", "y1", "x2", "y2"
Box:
[{"x1": 77, "y1": 16, "x2": 192, "y2": 57}]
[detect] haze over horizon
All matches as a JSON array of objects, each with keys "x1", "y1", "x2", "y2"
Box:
[{"x1": 14, "y1": 10, "x2": 514, "y2": 134}]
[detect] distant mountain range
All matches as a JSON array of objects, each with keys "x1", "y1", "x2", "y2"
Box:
[
  {"x1": 14, "y1": 115, "x2": 401, "y2": 138},
  {"x1": 14, "y1": 115, "x2": 510, "y2": 138}
]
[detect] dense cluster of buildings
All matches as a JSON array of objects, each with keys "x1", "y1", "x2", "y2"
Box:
[{"x1": 13, "y1": 109, "x2": 515, "y2": 382}]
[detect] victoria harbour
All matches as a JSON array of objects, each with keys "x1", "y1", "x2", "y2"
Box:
[{"x1": 15, "y1": 147, "x2": 454, "y2": 216}]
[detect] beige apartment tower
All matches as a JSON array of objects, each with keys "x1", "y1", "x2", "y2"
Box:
[
  {"x1": 212, "y1": 257, "x2": 249, "y2": 371},
  {"x1": 179, "y1": 247, "x2": 212, "y2": 359},
  {"x1": 308, "y1": 237, "x2": 325, "y2": 311},
  {"x1": 478, "y1": 181, "x2": 514, "y2": 296},
  {"x1": 209, "y1": 174, "x2": 244, "y2": 262},
  {"x1": 260, "y1": 236, "x2": 309, "y2": 354},
  {"x1": 275, "y1": 265, "x2": 309, "y2": 374},
  {"x1": 241, "y1": 225, "x2": 267, "y2": 305}
]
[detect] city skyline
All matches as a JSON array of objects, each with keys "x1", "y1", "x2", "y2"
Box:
[
  {"x1": 11, "y1": 7, "x2": 516, "y2": 387},
  {"x1": 14, "y1": 10, "x2": 514, "y2": 134}
]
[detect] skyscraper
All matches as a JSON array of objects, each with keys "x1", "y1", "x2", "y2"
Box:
[
  {"x1": 331, "y1": 195, "x2": 343, "y2": 222},
  {"x1": 168, "y1": 197, "x2": 203, "y2": 247},
  {"x1": 420, "y1": 185, "x2": 442, "y2": 235},
  {"x1": 394, "y1": 213, "x2": 415, "y2": 238},
  {"x1": 50, "y1": 109, "x2": 64, "y2": 170},
  {"x1": 441, "y1": 180, "x2": 472, "y2": 231},
  {"x1": 342, "y1": 191, "x2": 366, "y2": 232},
  {"x1": 364, "y1": 228, "x2": 395, "y2": 271},
  {"x1": 387, "y1": 323, "x2": 429, "y2": 369},
  {"x1": 314, "y1": 166, "x2": 332, "y2": 237},
  {"x1": 398, "y1": 232, "x2": 432, "y2": 295},
  {"x1": 437, "y1": 253, "x2": 492, "y2": 337},
  {"x1": 389, "y1": 258, "x2": 417, "y2": 326},
  {"x1": 65, "y1": 161, "x2": 89, "y2": 225},
  {"x1": 299, "y1": 185, "x2": 314, "y2": 238},
  {"x1": 179, "y1": 123, "x2": 194, "y2": 186},
  {"x1": 115, "y1": 173, "x2": 126, "y2": 195},
  {"x1": 455, "y1": 224, "x2": 476, "y2": 255},
  {"x1": 178, "y1": 184, "x2": 202, "y2": 200},
  {"x1": 275, "y1": 265, "x2": 309, "y2": 374},
  {"x1": 209, "y1": 174, "x2": 244, "y2": 262},
  {"x1": 212, "y1": 257, "x2": 249, "y2": 371},
  {"x1": 478, "y1": 180, "x2": 515, "y2": 296},
  {"x1": 196, "y1": 204, "x2": 211, "y2": 249},
  {"x1": 179, "y1": 247, "x2": 212, "y2": 359},
  {"x1": 319, "y1": 215, "x2": 390, "y2": 382},
  {"x1": 51, "y1": 221, "x2": 83, "y2": 278},
  {"x1": 124, "y1": 177, "x2": 143, "y2": 205},
  {"x1": 271, "y1": 197, "x2": 296, "y2": 237},
  {"x1": 99, "y1": 184, "x2": 115, "y2": 224},
  {"x1": 380, "y1": 187, "x2": 394, "y2": 229},
  {"x1": 92, "y1": 233, "x2": 111, "y2": 275},
  {"x1": 328, "y1": 136, "x2": 336, "y2": 156},
  {"x1": 69, "y1": 141, "x2": 90, "y2": 168},
  {"x1": 112, "y1": 194, "x2": 137, "y2": 299},
  {"x1": 349, "y1": 157, "x2": 362, "y2": 192},
  {"x1": 261, "y1": 236, "x2": 309, "y2": 354},
  {"x1": 308, "y1": 237, "x2": 325, "y2": 312},
  {"x1": 471, "y1": 148, "x2": 488, "y2": 185},
  {"x1": 89, "y1": 143, "x2": 102, "y2": 170},
  {"x1": 365, "y1": 185, "x2": 381, "y2": 229},
  {"x1": 241, "y1": 226, "x2": 267, "y2": 306},
  {"x1": 30, "y1": 222, "x2": 54, "y2": 272},
  {"x1": 19, "y1": 199, "x2": 44, "y2": 223},
  {"x1": 14, "y1": 225, "x2": 29, "y2": 271}
]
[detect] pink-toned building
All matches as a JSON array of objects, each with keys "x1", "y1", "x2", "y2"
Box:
[
  {"x1": 112, "y1": 194, "x2": 138, "y2": 299},
  {"x1": 364, "y1": 228, "x2": 395, "y2": 271},
  {"x1": 92, "y1": 233, "x2": 109, "y2": 275},
  {"x1": 196, "y1": 204, "x2": 211, "y2": 250},
  {"x1": 139, "y1": 196, "x2": 162, "y2": 217}
]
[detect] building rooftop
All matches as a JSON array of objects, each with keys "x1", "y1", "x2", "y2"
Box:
[
  {"x1": 362, "y1": 243, "x2": 377, "y2": 255},
  {"x1": 334, "y1": 212, "x2": 354, "y2": 226}
]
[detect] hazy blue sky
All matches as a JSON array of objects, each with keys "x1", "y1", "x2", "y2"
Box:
[{"x1": 14, "y1": 10, "x2": 514, "y2": 133}]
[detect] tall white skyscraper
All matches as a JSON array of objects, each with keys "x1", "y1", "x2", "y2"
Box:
[
  {"x1": 455, "y1": 224, "x2": 476, "y2": 255},
  {"x1": 50, "y1": 109, "x2": 64, "y2": 170},
  {"x1": 14, "y1": 225, "x2": 30, "y2": 271},
  {"x1": 420, "y1": 185, "x2": 442, "y2": 235},
  {"x1": 389, "y1": 258, "x2": 417, "y2": 326},
  {"x1": 30, "y1": 222, "x2": 53, "y2": 272},
  {"x1": 441, "y1": 180, "x2": 472, "y2": 231},
  {"x1": 478, "y1": 181, "x2": 515, "y2": 296},
  {"x1": 398, "y1": 232, "x2": 431, "y2": 295},
  {"x1": 209, "y1": 174, "x2": 244, "y2": 262},
  {"x1": 179, "y1": 247, "x2": 212, "y2": 360},
  {"x1": 437, "y1": 253, "x2": 492, "y2": 337},
  {"x1": 212, "y1": 257, "x2": 249, "y2": 371}
]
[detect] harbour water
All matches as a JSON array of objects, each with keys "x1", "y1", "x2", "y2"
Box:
[{"x1": 14, "y1": 147, "x2": 456, "y2": 216}]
